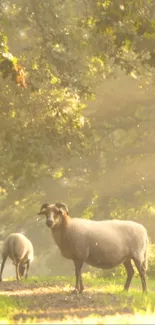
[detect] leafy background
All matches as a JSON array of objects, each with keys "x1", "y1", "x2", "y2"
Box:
[{"x1": 1, "y1": 0, "x2": 155, "y2": 278}]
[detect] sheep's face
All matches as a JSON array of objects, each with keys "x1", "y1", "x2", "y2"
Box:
[
  {"x1": 38, "y1": 204, "x2": 65, "y2": 229},
  {"x1": 46, "y1": 206, "x2": 63, "y2": 229}
]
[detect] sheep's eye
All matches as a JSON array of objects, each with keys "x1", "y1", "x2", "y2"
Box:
[{"x1": 53, "y1": 209, "x2": 59, "y2": 215}]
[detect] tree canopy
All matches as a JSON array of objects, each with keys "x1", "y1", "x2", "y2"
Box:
[{"x1": 1, "y1": 0, "x2": 155, "y2": 247}]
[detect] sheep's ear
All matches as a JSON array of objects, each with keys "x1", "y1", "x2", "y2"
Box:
[
  {"x1": 58, "y1": 207, "x2": 66, "y2": 216},
  {"x1": 55, "y1": 202, "x2": 69, "y2": 215},
  {"x1": 38, "y1": 203, "x2": 49, "y2": 215}
]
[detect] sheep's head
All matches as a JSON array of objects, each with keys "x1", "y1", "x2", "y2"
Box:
[{"x1": 38, "y1": 202, "x2": 69, "y2": 229}]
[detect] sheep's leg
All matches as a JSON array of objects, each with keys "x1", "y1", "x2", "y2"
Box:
[
  {"x1": 133, "y1": 258, "x2": 147, "y2": 292},
  {"x1": 123, "y1": 259, "x2": 134, "y2": 291},
  {"x1": 80, "y1": 274, "x2": 84, "y2": 292},
  {"x1": 16, "y1": 263, "x2": 21, "y2": 281},
  {"x1": 72, "y1": 260, "x2": 84, "y2": 294},
  {"x1": 25, "y1": 260, "x2": 30, "y2": 279},
  {"x1": 0, "y1": 255, "x2": 7, "y2": 282}
]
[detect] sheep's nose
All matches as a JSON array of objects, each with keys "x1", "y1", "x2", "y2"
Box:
[{"x1": 46, "y1": 219, "x2": 53, "y2": 227}]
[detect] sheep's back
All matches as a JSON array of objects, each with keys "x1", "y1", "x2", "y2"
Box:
[
  {"x1": 2, "y1": 233, "x2": 34, "y2": 262},
  {"x1": 87, "y1": 219, "x2": 147, "y2": 253},
  {"x1": 70, "y1": 218, "x2": 147, "y2": 241}
]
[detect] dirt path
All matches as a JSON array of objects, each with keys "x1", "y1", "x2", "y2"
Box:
[{"x1": 0, "y1": 281, "x2": 133, "y2": 323}]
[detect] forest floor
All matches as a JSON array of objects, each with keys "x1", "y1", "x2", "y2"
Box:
[{"x1": 0, "y1": 274, "x2": 155, "y2": 324}]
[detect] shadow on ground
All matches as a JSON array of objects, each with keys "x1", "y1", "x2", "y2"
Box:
[{"x1": 0, "y1": 280, "x2": 133, "y2": 322}]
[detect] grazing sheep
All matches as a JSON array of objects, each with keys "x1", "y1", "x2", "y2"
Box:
[
  {"x1": 0, "y1": 233, "x2": 34, "y2": 281},
  {"x1": 38, "y1": 203, "x2": 148, "y2": 293}
]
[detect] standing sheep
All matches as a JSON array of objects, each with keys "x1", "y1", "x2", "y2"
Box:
[
  {"x1": 38, "y1": 202, "x2": 148, "y2": 293},
  {"x1": 0, "y1": 233, "x2": 34, "y2": 281}
]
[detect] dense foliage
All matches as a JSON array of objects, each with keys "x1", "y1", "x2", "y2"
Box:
[{"x1": 1, "y1": 0, "x2": 155, "y2": 276}]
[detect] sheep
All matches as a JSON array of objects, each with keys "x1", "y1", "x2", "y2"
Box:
[
  {"x1": 38, "y1": 202, "x2": 148, "y2": 293},
  {"x1": 0, "y1": 233, "x2": 34, "y2": 281}
]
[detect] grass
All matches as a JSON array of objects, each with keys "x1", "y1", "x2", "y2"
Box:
[{"x1": 0, "y1": 274, "x2": 155, "y2": 324}]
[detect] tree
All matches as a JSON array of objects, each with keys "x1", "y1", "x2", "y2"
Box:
[
  {"x1": 1, "y1": 0, "x2": 155, "y2": 238},
  {"x1": 0, "y1": 32, "x2": 27, "y2": 87}
]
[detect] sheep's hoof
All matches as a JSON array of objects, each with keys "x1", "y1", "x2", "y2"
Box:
[
  {"x1": 71, "y1": 288, "x2": 79, "y2": 294},
  {"x1": 124, "y1": 287, "x2": 129, "y2": 292},
  {"x1": 79, "y1": 285, "x2": 84, "y2": 293}
]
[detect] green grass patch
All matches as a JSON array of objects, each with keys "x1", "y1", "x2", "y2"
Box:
[
  {"x1": 1, "y1": 274, "x2": 155, "y2": 324},
  {"x1": 21, "y1": 275, "x2": 68, "y2": 285},
  {"x1": 0, "y1": 295, "x2": 20, "y2": 323}
]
